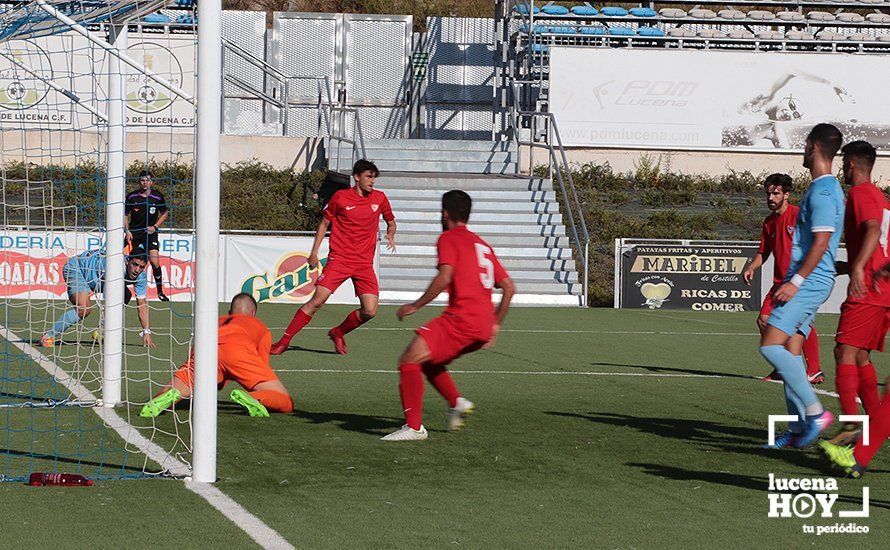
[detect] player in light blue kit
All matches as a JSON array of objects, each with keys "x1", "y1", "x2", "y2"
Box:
[
  {"x1": 760, "y1": 123, "x2": 844, "y2": 449},
  {"x1": 40, "y1": 250, "x2": 156, "y2": 348}
]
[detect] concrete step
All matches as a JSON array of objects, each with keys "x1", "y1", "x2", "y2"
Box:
[
  {"x1": 381, "y1": 267, "x2": 579, "y2": 284},
  {"x1": 364, "y1": 149, "x2": 517, "y2": 164},
  {"x1": 378, "y1": 290, "x2": 584, "y2": 306},
  {"x1": 361, "y1": 139, "x2": 514, "y2": 152},
  {"x1": 381, "y1": 277, "x2": 582, "y2": 295},
  {"x1": 391, "y1": 222, "x2": 566, "y2": 236},
  {"x1": 391, "y1": 233, "x2": 573, "y2": 248},
  {"x1": 383, "y1": 189, "x2": 558, "y2": 202},
  {"x1": 381, "y1": 174, "x2": 551, "y2": 191},
  {"x1": 389, "y1": 200, "x2": 561, "y2": 214},
  {"x1": 368, "y1": 160, "x2": 519, "y2": 174},
  {"x1": 384, "y1": 245, "x2": 574, "y2": 259},
  {"x1": 392, "y1": 210, "x2": 563, "y2": 225},
  {"x1": 380, "y1": 254, "x2": 577, "y2": 272}
]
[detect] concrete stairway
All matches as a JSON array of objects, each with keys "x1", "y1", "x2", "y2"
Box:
[{"x1": 329, "y1": 139, "x2": 584, "y2": 306}]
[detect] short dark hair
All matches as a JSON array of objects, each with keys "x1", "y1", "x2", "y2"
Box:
[
  {"x1": 807, "y1": 123, "x2": 843, "y2": 158},
  {"x1": 841, "y1": 140, "x2": 877, "y2": 168},
  {"x1": 442, "y1": 190, "x2": 472, "y2": 223},
  {"x1": 127, "y1": 252, "x2": 148, "y2": 262},
  {"x1": 139, "y1": 170, "x2": 152, "y2": 178},
  {"x1": 352, "y1": 159, "x2": 379, "y2": 177},
  {"x1": 229, "y1": 292, "x2": 258, "y2": 314},
  {"x1": 764, "y1": 173, "x2": 793, "y2": 194}
]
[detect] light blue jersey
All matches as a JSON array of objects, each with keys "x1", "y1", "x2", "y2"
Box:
[
  {"x1": 787, "y1": 174, "x2": 845, "y2": 286},
  {"x1": 64, "y1": 249, "x2": 147, "y2": 298}
]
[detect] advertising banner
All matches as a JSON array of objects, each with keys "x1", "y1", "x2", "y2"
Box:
[
  {"x1": 550, "y1": 47, "x2": 890, "y2": 151},
  {"x1": 618, "y1": 243, "x2": 761, "y2": 311}
]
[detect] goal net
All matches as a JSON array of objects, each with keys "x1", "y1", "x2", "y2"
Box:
[{"x1": 0, "y1": 1, "x2": 213, "y2": 482}]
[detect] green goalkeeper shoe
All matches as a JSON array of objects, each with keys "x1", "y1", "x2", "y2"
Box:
[
  {"x1": 230, "y1": 389, "x2": 270, "y2": 417},
  {"x1": 818, "y1": 440, "x2": 864, "y2": 479},
  {"x1": 139, "y1": 388, "x2": 181, "y2": 418}
]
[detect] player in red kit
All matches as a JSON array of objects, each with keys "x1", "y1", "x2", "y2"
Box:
[
  {"x1": 828, "y1": 141, "x2": 887, "y2": 445},
  {"x1": 270, "y1": 159, "x2": 396, "y2": 355},
  {"x1": 744, "y1": 173, "x2": 824, "y2": 384},
  {"x1": 382, "y1": 190, "x2": 515, "y2": 441},
  {"x1": 821, "y1": 373, "x2": 890, "y2": 478}
]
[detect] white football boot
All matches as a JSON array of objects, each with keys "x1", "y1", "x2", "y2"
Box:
[
  {"x1": 446, "y1": 397, "x2": 475, "y2": 432},
  {"x1": 381, "y1": 424, "x2": 428, "y2": 441}
]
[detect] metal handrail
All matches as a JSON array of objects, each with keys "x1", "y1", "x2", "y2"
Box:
[{"x1": 508, "y1": 82, "x2": 590, "y2": 306}]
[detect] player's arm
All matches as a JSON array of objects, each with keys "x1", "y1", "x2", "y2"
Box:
[
  {"x1": 485, "y1": 276, "x2": 515, "y2": 349},
  {"x1": 134, "y1": 275, "x2": 155, "y2": 347},
  {"x1": 152, "y1": 200, "x2": 169, "y2": 234},
  {"x1": 124, "y1": 200, "x2": 132, "y2": 243},
  {"x1": 397, "y1": 264, "x2": 453, "y2": 320},
  {"x1": 849, "y1": 219, "x2": 881, "y2": 299},
  {"x1": 773, "y1": 231, "x2": 831, "y2": 302},
  {"x1": 382, "y1": 196, "x2": 396, "y2": 252},
  {"x1": 308, "y1": 217, "x2": 331, "y2": 269},
  {"x1": 744, "y1": 253, "x2": 764, "y2": 285}
]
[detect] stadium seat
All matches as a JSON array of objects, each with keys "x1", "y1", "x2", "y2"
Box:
[
  {"x1": 541, "y1": 4, "x2": 570, "y2": 15},
  {"x1": 176, "y1": 14, "x2": 195, "y2": 24},
  {"x1": 175, "y1": 0, "x2": 194, "y2": 5},
  {"x1": 601, "y1": 7, "x2": 629, "y2": 17},
  {"x1": 747, "y1": 10, "x2": 775, "y2": 21},
  {"x1": 532, "y1": 43, "x2": 550, "y2": 53},
  {"x1": 697, "y1": 29, "x2": 726, "y2": 39},
  {"x1": 837, "y1": 13, "x2": 864, "y2": 23},
  {"x1": 637, "y1": 26, "x2": 665, "y2": 37},
  {"x1": 777, "y1": 11, "x2": 805, "y2": 22},
  {"x1": 717, "y1": 9, "x2": 745, "y2": 20},
  {"x1": 817, "y1": 31, "x2": 845, "y2": 41},
  {"x1": 609, "y1": 26, "x2": 635, "y2": 36},
  {"x1": 756, "y1": 30, "x2": 784, "y2": 40},
  {"x1": 668, "y1": 28, "x2": 696, "y2": 37},
  {"x1": 580, "y1": 26, "x2": 607, "y2": 35},
  {"x1": 520, "y1": 24, "x2": 550, "y2": 34},
  {"x1": 786, "y1": 31, "x2": 815, "y2": 40},
  {"x1": 688, "y1": 9, "x2": 716, "y2": 19},
  {"x1": 629, "y1": 8, "x2": 657, "y2": 17},
  {"x1": 513, "y1": 4, "x2": 541, "y2": 14},
  {"x1": 808, "y1": 12, "x2": 836, "y2": 22},
  {"x1": 866, "y1": 14, "x2": 890, "y2": 24},
  {"x1": 658, "y1": 8, "x2": 687, "y2": 18},
  {"x1": 571, "y1": 6, "x2": 598, "y2": 16},
  {"x1": 550, "y1": 26, "x2": 577, "y2": 34},
  {"x1": 846, "y1": 32, "x2": 873, "y2": 41},
  {"x1": 143, "y1": 13, "x2": 171, "y2": 23},
  {"x1": 726, "y1": 29, "x2": 755, "y2": 39}
]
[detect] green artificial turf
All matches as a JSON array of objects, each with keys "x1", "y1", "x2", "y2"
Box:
[{"x1": 1, "y1": 304, "x2": 887, "y2": 548}]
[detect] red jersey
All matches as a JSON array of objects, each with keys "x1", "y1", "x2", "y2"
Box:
[
  {"x1": 759, "y1": 204, "x2": 798, "y2": 285},
  {"x1": 844, "y1": 182, "x2": 890, "y2": 306},
  {"x1": 437, "y1": 225, "x2": 509, "y2": 330},
  {"x1": 324, "y1": 188, "x2": 394, "y2": 266}
]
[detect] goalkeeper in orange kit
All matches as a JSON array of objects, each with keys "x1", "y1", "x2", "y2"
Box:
[{"x1": 140, "y1": 293, "x2": 293, "y2": 417}]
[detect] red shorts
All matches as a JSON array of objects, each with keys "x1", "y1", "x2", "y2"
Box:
[
  {"x1": 836, "y1": 301, "x2": 890, "y2": 352},
  {"x1": 174, "y1": 344, "x2": 280, "y2": 391},
  {"x1": 760, "y1": 285, "x2": 780, "y2": 317},
  {"x1": 416, "y1": 313, "x2": 491, "y2": 366},
  {"x1": 316, "y1": 260, "x2": 378, "y2": 297}
]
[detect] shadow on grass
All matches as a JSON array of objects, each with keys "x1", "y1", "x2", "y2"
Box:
[
  {"x1": 590, "y1": 362, "x2": 753, "y2": 379},
  {"x1": 294, "y1": 409, "x2": 403, "y2": 435},
  {"x1": 3, "y1": 448, "x2": 145, "y2": 475},
  {"x1": 628, "y1": 462, "x2": 890, "y2": 511},
  {"x1": 291, "y1": 345, "x2": 339, "y2": 356}
]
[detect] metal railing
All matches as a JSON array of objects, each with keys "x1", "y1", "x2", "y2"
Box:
[
  {"x1": 508, "y1": 81, "x2": 590, "y2": 306},
  {"x1": 221, "y1": 38, "x2": 366, "y2": 170}
]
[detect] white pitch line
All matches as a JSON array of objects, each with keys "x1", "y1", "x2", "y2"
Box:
[
  {"x1": 276, "y1": 368, "x2": 737, "y2": 378},
  {"x1": 0, "y1": 324, "x2": 294, "y2": 550}
]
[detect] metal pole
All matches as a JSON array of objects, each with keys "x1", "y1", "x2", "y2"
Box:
[
  {"x1": 102, "y1": 24, "x2": 127, "y2": 408},
  {"x1": 193, "y1": 0, "x2": 222, "y2": 484}
]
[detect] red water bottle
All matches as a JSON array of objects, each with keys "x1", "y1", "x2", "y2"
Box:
[{"x1": 28, "y1": 472, "x2": 94, "y2": 486}]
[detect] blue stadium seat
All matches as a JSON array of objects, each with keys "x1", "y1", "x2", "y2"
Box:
[
  {"x1": 143, "y1": 13, "x2": 171, "y2": 23},
  {"x1": 609, "y1": 26, "x2": 634, "y2": 36},
  {"x1": 571, "y1": 6, "x2": 599, "y2": 16},
  {"x1": 629, "y1": 8, "x2": 657, "y2": 18},
  {"x1": 176, "y1": 14, "x2": 196, "y2": 24},
  {"x1": 514, "y1": 4, "x2": 541, "y2": 14},
  {"x1": 520, "y1": 24, "x2": 550, "y2": 34},
  {"x1": 541, "y1": 4, "x2": 570, "y2": 15},
  {"x1": 601, "y1": 7, "x2": 629, "y2": 17},
  {"x1": 637, "y1": 26, "x2": 665, "y2": 37},
  {"x1": 175, "y1": 0, "x2": 194, "y2": 6},
  {"x1": 580, "y1": 26, "x2": 607, "y2": 35},
  {"x1": 532, "y1": 43, "x2": 550, "y2": 53},
  {"x1": 550, "y1": 26, "x2": 577, "y2": 34}
]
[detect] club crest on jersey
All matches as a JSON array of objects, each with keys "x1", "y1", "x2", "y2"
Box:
[
  {"x1": 372, "y1": 204, "x2": 379, "y2": 212},
  {"x1": 787, "y1": 226, "x2": 794, "y2": 236}
]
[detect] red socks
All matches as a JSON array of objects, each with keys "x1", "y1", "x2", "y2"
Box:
[
  {"x1": 282, "y1": 309, "x2": 313, "y2": 341},
  {"x1": 802, "y1": 328, "x2": 821, "y2": 375},
  {"x1": 422, "y1": 363, "x2": 460, "y2": 407},
  {"x1": 853, "y1": 387, "x2": 890, "y2": 468},
  {"x1": 250, "y1": 390, "x2": 294, "y2": 414},
  {"x1": 858, "y1": 363, "x2": 880, "y2": 414},
  {"x1": 836, "y1": 364, "x2": 860, "y2": 416},
  {"x1": 335, "y1": 309, "x2": 368, "y2": 336},
  {"x1": 399, "y1": 363, "x2": 424, "y2": 430}
]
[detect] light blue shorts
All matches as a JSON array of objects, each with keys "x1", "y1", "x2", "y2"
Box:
[
  {"x1": 767, "y1": 279, "x2": 834, "y2": 337},
  {"x1": 63, "y1": 259, "x2": 92, "y2": 297}
]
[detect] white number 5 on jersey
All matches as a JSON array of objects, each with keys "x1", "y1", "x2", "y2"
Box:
[{"x1": 475, "y1": 243, "x2": 495, "y2": 289}]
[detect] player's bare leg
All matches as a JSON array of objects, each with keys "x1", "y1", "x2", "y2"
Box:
[
  {"x1": 271, "y1": 285, "x2": 334, "y2": 355},
  {"x1": 148, "y1": 248, "x2": 168, "y2": 301},
  {"x1": 329, "y1": 293, "x2": 378, "y2": 355}
]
